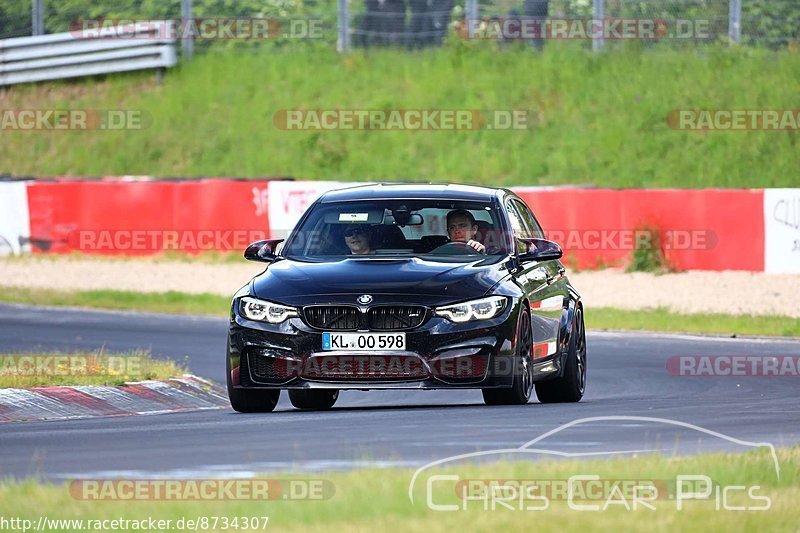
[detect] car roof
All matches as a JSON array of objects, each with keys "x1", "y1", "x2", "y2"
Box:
[{"x1": 318, "y1": 183, "x2": 508, "y2": 203}]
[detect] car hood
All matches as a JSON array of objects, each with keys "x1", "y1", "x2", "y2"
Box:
[{"x1": 251, "y1": 256, "x2": 510, "y2": 306}]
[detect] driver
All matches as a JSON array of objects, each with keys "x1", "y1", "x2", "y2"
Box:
[
  {"x1": 446, "y1": 209, "x2": 486, "y2": 253},
  {"x1": 343, "y1": 225, "x2": 376, "y2": 255}
]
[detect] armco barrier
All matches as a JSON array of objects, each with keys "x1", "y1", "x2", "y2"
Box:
[
  {"x1": 8, "y1": 178, "x2": 799, "y2": 272},
  {"x1": 0, "y1": 25, "x2": 177, "y2": 87}
]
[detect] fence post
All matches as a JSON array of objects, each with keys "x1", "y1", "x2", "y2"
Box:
[
  {"x1": 337, "y1": 0, "x2": 350, "y2": 52},
  {"x1": 31, "y1": 0, "x2": 44, "y2": 36},
  {"x1": 593, "y1": 0, "x2": 604, "y2": 51},
  {"x1": 728, "y1": 0, "x2": 741, "y2": 44},
  {"x1": 181, "y1": 0, "x2": 194, "y2": 60},
  {"x1": 466, "y1": 0, "x2": 478, "y2": 22}
]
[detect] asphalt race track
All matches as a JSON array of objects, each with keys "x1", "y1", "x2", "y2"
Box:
[{"x1": 1, "y1": 303, "x2": 798, "y2": 481}]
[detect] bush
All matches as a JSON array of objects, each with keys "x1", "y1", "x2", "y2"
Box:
[{"x1": 627, "y1": 226, "x2": 675, "y2": 273}]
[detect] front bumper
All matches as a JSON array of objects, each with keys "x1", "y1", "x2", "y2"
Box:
[{"x1": 227, "y1": 299, "x2": 533, "y2": 390}]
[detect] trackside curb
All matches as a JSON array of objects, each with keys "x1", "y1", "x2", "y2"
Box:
[{"x1": 0, "y1": 374, "x2": 228, "y2": 423}]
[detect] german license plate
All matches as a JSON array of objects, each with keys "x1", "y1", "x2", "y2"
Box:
[{"x1": 322, "y1": 332, "x2": 406, "y2": 351}]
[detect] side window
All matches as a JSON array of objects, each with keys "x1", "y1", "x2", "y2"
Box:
[
  {"x1": 505, "y1": 201, "x2": 525, "y2": 238},
  {"x1": 513, "y1": 199, "x2": 545, "y2": 239},
  {"x1": 505, "y1": 201, "x2": 532, "y2": 253}
]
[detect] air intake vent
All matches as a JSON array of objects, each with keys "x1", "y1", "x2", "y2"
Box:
[
  {"x1": 303, "y1": 305, "x2": 427, "y2": 331},
  {"x1": 368, "y1": 306, "x2": 426, "y2": 330},
  {"x1": 303, "y1": 306, "x2": 361, "y2": 330}
]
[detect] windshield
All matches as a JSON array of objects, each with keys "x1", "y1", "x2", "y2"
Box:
[{"x1": 281, "y1": 199, "x2": 511, "y2": 260}]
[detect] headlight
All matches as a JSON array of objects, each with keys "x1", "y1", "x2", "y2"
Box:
[
  {"x1": 240, "y1": 297, "x2": 298, "y2": 324},
  {"x1": 435, "y1": 296, "x2": 507, "y2": 323}
]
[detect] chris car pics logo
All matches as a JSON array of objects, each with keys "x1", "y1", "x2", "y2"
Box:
[{"x1": 408, "y1": 416, "x2": 778, "y2": 512}]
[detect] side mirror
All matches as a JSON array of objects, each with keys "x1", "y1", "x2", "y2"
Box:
[
  {"x1": 518, "y1": 238, "x2": 563, "y2": 262},
  {"x1": 244, "y1": 239, "x2": 284, "y2": 263}
]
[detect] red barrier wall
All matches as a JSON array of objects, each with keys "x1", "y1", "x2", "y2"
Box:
[
  {"x1": 27, "y1": 179, "x2": 271, "y2": 254},
  {"x1": 514, "y1": 188, "x2": 765, "y2": 271},
  {"x1": 24, "y1": 179, "x2": 766, "y2": 271}
]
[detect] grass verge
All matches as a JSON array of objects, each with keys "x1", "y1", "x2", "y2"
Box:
[
  {"x1": 0, "y1": 286, "x2": 228, "y2": 316},
  {"x1": 589, "y1": 307, "x2": 800, "y2": 337},
  {"x1": 0, "y1": 447, "x2": 796, "y2": 531},
  {"x1": 1, "y1": 286, "x2": 798, "y2": 337},
  {"x1": 1, "y1": 44, "x2": 798, "y2": 187},
  {"x1": 0, "y1": 349, "x2": 187, "y2": 388}
]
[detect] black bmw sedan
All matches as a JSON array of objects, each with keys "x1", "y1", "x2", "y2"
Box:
[{"x1": 227, "y1": 184, "x2": 585, "y2": 412}]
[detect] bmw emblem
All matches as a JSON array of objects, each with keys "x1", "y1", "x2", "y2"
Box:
[{"x1": 357, "y1": 294, "x2": 373, "y2": 305}]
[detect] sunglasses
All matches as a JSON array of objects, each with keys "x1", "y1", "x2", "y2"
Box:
[{"x1": 344, "y1": 226, "x2": 369, "y2": 237}]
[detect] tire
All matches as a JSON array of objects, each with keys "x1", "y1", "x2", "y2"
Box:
[
  {"x1": 482, "y1": 308, "x2": 534, "y2": 406},
  {"x1": 535, "y1": 306, "x2": 586, "y2": 403},
  {"x1": 289, "y1": 389, "x2": 339, "y2": 410},
  {"x1": 227, "y1": 354, "x2": 280, "y2": 413}
]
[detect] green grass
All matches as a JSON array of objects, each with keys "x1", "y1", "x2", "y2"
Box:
[
  {"x1": 1, "y1": 286, "x2": 798, "y2": 337},
  {"x1": 0, "y1": 447, "x2": 797, "y2": 532},
  {"x1": 0, "y1": 286, "x2": 229, "y2": 316},
  {"x1": 0, "y1": 349, "x2": 187, "y2": 388},
  {"x1": 1, "y1": 44, "x2": 798, "y2": 187},
  {"x1": 589, "y1": 307, "x2": 800, "y2": 337}
]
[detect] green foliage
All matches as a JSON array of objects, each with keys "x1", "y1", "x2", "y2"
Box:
[
  {"x1": 0, "y1": 0, "x2": 31, "y2": 38},
  {"x1": 626, "y1": 226, "x2": 674, "y2": 273},
  {"x1": 4, "y1": 0, "x2": 800, "y2": 47},
  {"x1": 743, "y1": 0, "x2": 800, "y2": 47}
]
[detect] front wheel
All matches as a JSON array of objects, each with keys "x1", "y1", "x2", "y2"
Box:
[
  {"x1": 227, "y1": 354, "x2": 280, "y2": 413},
  {"x1": 535, "y1": 306, "x2": 586, "y2": 403},
  {"x1": 482, "y1": 308, "x2": 533, "y2": 406},
  {"x1": 289, "y1": 389, "x2": 339, "y2": 410}
]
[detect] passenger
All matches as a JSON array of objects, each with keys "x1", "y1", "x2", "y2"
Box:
[
  {"x1": 343, "y1": 225, "x2": 376, "y2": 255},
  {"x1": 446, "y1": 209, "x2": 486, "y2": 253}
]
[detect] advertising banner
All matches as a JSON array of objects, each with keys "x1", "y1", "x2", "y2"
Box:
[
  {"x1": 267, "y1": 180, "x2": 346, "y2": 239},
  {"x1": 764, "y1": 189, "x2": 800, "y2": 273},
  {"x1": 0, "y1": 181, "x2": 31, "y2": 256}
]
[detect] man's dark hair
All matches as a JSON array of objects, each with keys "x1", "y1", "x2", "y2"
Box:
[{"x1": 446, "y1": 209, "x2": 476, "y2": 227}]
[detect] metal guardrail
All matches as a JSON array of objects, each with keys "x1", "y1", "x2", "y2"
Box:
[{"x1": 0, "y1": 24, "x2": 177, "y2": 86}]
